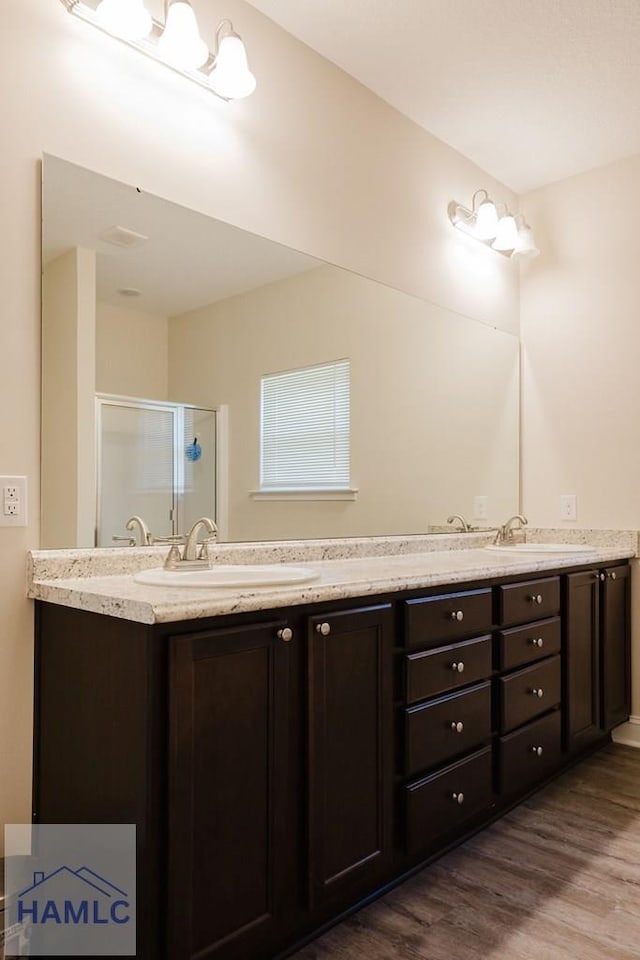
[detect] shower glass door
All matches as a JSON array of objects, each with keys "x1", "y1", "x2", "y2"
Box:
[{"x1": 96, "y1": 397, "x2": 216, "y2": 547}]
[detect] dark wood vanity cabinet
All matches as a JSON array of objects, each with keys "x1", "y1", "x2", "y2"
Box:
[
  {"x1": 565, "y1": 563, "x2": 630, "y2": 752},
  {"x1": 168, "y1": 620, "x2": 293, "y2": 960},
  {"x1": 32, "y1": 558, "x2": 631, "y2": 960},
  {"x1": 307, "y1": 605, "x2": 394, "y2": 909},
  {"x1": 601, "y1": 564, "x2": 631, "y2": 731}
]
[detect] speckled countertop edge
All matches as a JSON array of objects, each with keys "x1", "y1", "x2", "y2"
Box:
[{"x1": 27, "y1": 536, "x2": 636, "y2": 626}]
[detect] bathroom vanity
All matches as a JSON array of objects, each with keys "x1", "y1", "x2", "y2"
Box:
[{"x1": 29, "y1": 541, "x2": 632, "y2": 960}]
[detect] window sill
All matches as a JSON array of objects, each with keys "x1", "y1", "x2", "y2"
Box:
[{"x1": 250, "y1": 488, "x2": 359, "y2": 502}]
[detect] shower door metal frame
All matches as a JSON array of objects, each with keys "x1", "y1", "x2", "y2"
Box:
[{"x1": 95, "y1": 394, "x2": 218, "y2": 547}]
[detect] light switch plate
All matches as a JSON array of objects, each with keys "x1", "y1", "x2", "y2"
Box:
[{"x1": 0, "y1": 476, "x2": 27, "y2": 527}]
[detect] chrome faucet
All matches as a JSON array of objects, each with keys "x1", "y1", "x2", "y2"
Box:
[
  {"x1": 447, "y1": 514, "x2": 471, "y2": 533},
  {"x1": 163, "y1": 517, "x2": 218, "y2": 570},
  {"x1": 494, "y1": 514, "x2": 528, "y2": 545},
  {"x1": 113, "y1": 516, "x2": 152, "y2": 546}
]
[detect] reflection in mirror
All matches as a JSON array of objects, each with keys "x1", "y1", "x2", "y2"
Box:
[{"x1": 41, "y1": 155, "x2": 520, "y2": 548}]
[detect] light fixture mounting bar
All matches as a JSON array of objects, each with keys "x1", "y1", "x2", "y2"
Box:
[{"x1": 59, "y1": 0, "x2": 231, "y2": 100}]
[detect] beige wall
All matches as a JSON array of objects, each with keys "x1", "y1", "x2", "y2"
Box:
[
  {"x1": 520, "y1": 152, "x2": 640, "y2": 529},
  {"x1": 0, "y1": 0, "x2": 518, "y2": 847},
  {"x1": 520, "y1": 152, "x2": 640, "y2": 717},
  {"x1": 169, "y1": 266, "x2": 519, "y2": 540},
  {"x1": 96, "y1": 301, "x2": 169, "y2": 400},
  {"x1": 41, "y1": 248, "x2": 96, "y2": 548}
]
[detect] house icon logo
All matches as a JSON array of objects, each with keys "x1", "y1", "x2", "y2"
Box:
[{"x1": 17, "y1": 866, "x2": 131, "y2": 927}]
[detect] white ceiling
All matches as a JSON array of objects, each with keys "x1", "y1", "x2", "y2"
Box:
[
  {"x1": 246, "y1": 0, "x2": 640, "y2": 193},
  {"x1": 43, "y1": 156, "x2": 319, "y2": 316}
]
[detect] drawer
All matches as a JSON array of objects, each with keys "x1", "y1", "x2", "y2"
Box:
[
  {"x1": 499, "y1": 710, "x2": 562, "y2": 796},
  {"x1": 498, "y1": 577, "x2": 560, "y2": 627},
  {"x1": 404, "y1": 681, "x2": 492, "y2": 776},
  {"x1": 405, "y1": 634, "x2": 492, "y2": 704},
  {"x1": 497, "y1": 617, "x2": 561, "y2": 672},
  {"x1": 404, "y1": 588, "x2": 493, "y2": 650},
  {"x1": 405, "y1": 746, "x2": 493, "y2": 854},
  {"x1": 499, "y1": 655, "x2": 561, "y2": 733}
]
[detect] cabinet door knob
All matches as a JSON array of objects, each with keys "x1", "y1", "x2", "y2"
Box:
[
  {"x1": 609, "y1": 571, "x2": 617, "y2": 580},
  {"x1": 531, "y1": 637, "x2": 544, "y2": 648},
  {"x1": 452, "y1": 792, "x2": 465, "y2": 805},
  {"x1": 532, "y1": 745, "x2": 544, "y2": 757},
  {"x1": 451, "y1": 721, "x2": 464, "y2": 734},
  {"x1": 450, "y1": 610, "x2": 464, "y2": 622},
  {"x1": 531, "y1": 687, "x2": 544, "y2": 699},
  {"x1": 599, "y1": 572, "x2": 606, "y2": 581},
  {"x1": 277, "y1": 627, "x2": 293, "y2": 642},
  {"x1": 451, "y1": 661, "x2": 465, "y2": 674},
  {"x1": 315, "y1": 622, "x2": 331, "y2": 636}
]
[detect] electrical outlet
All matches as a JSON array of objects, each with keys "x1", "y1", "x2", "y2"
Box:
[
  {"x1": 560, "y1": 494, "x2": 577, "y2": 521},
  {"x1": 473, "y1": 496, "x2": 488, "y2": 520},
  {"x1": 0, "y1": 476, "x2": 27, "y2": 527}
]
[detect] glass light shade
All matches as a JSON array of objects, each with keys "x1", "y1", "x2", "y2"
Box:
[
  {"x1": 512, "y1": 225, "x2": 540, "y2": 259},
  {"x1": 209, "y1": 34, "x2": 256, "y2": 99},
  {"x1": 157, "y1": 0, "x2": 209, "y2": 71},
  {"x1": 474, "y1": 200, "x2": 499, "y2": 240},
  {"x1": 492, "y1": 214, "x2": 519, "y2": 251},
  {"x1": 95, "y1": 0, "x2": 152, "y2": 40}
]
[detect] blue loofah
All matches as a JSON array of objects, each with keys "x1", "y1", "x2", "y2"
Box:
[{"x1": 185, "y1": 438, "x2": 202, "y2": 462}]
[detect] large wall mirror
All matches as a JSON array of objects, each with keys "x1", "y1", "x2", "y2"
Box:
[{"x1": 41, "y1": 154, "x2": 520, "y2": 548}]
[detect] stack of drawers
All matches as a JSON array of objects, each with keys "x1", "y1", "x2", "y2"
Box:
[
  {"x1": 401, "y1": 577, "x2": 564, "y2": 856},
  {"x1": 402, "y1": 587, "x2": 494, "y2": 855},
  {"x1": 497, "y1": 577, "x2": 562, "y2": 795}
]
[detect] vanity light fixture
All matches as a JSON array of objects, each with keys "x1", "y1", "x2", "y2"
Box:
[
  {"x1": 448, "y1": 190, "x2": 539, "y2": 259},
  {"x1": 59, "y1": 0, "x2": 257, "y2": 100}
]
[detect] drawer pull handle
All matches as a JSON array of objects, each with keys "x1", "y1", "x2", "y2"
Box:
[
  {"x1": 531, "y1": 687, "x2": 544, "y2": 699},
  {"x1": 277, "y1": 627, "x2": 293, "y2": 642},
  {"x1": 531, "y1": 637, "x2": 544, "y2": 648},
  {"x1": 532, "y1": 745, "x2": 544, "y2": 757},
  {"x1": 452, "y1": 792, "x2": 465, "y2": 805},
  {"x1": 451, "y1": 721, "x2": 464, "y2": 734},
  {"x1": 528, "y1": 594, "x2": 543, "y2": 605},
  {"x1": 316, "y1": 622, "x2": 331, "y2": 636},
  {"x1": 450, "y1": 610, "x2": 464, "y2": 622},
  {"x1": 451, "y1": 661, "x2": 465, "y2": 674}
]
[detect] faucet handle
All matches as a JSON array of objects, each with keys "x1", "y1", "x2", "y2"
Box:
[
  {"x1": 112, "y1": 535, "x2": 136, "y2": 546},
  {"x1": 197, "y1": 536, "x2": 217, "y2": 562},
  {"x1": 163, "y1": 544, "x2": 183, "y2": 570},
  {"x1": 151, "y1": 534, "x2": 185, "y2": 545}
]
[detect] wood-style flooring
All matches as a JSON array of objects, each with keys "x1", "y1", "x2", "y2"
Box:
[{"x1": 292, "y1": 743, "x2": 640, "y2": 960}]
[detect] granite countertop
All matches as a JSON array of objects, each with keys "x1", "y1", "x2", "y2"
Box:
[{"x1": 27, "y1": 530, "x2": 637, "y2": 626}]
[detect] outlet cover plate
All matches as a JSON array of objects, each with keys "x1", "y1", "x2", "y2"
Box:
[
  {"x1": 473, "y1": 496, "x2": 488, "y2": 521},
  {"x1": 0, "y1": 476, "x2": 27, "y2": 527},
  {"x1": 560, "y1": 494, "x2": 577, "y2": 521}
]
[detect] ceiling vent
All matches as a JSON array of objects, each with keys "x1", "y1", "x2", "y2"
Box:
[{"x1": 99, "y1": 225, "x2": 149, "y2": 249}]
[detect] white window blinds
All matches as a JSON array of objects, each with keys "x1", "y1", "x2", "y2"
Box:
[{"x1": 260, "y1": 359, "x2": 351, "y2": 490}]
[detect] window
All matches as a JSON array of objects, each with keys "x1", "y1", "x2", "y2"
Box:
[{"x1": 258, "y1": 359, "x2": 353, "y2": 498}]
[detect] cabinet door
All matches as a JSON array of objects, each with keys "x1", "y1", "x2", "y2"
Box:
[
  {"x1": 308, "y1": 604, "x2": 393, "y2": 909},
  {"x1": 168, "y1": 620, "x2": 291, "y2": 960},
  {"x1": 565, "y1": 570, "x2": 601, "y2": 752},
  {"x1": 601, "y1": 564, "x2": 631, "y2": 731}
]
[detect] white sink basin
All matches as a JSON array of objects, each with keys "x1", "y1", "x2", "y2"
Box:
[
  {"x1": 134, "y1": 564, "x2": 320, "y2": 589},
  {"x1": 485, "y1": 543, "x2": 595, "y2": 554}
]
